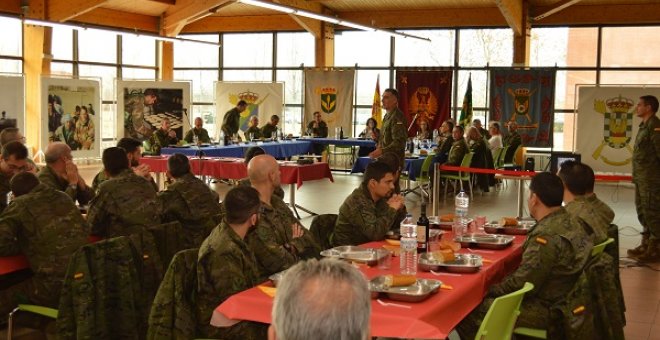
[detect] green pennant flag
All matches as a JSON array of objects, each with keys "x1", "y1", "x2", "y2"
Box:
[{"x1": 458, "y1": 74, "x2": 473, "y2": 128}]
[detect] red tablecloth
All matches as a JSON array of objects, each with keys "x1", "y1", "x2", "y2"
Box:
[{"x1": 212, "y1": 233, "x2": 525, "y2": 339}]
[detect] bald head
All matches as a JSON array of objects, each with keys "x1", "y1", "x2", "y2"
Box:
[
  {"x1": 248, "y1": 154, "x2": 278, "y2": 184},
  {"x1": 44, "y1": 142, "x2": 72, "y2": 164}
]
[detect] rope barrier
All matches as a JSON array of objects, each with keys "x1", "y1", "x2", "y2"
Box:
[{"x1": 437, "y1": 165, "x2": 632, "y2": 182}]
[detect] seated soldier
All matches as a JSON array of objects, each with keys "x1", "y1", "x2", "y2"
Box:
[
  {"x1": 244, "y1": 115, "x2": 263, "y2": 140},
  {"x1": 558, "y1": 160, "x2": 612, "y2": 244},
  {"x1": 148, "y1": 117, "x2": 179, "y2": 155},
  {"x1": 92, "y1": 137, "x2": 155, "y2": 195},
  {"x1": 158, "y1": 153, "x2": 222, "y2": 248},
  {"x1": 331, "y1": 160, "x2": 406, "y2": 246},
  {"x1": 430, "y1": 125, "x2": 468, "y2": 184},
  {"x1": 196, "y1": 186, "x2": 268, "y2": 339},
  {"x1": 245, "y1": 155, "x2": 320, "y2": 278},
  {"x1": 87, "y1": 147, "x2": 161, "y2": 238},
  {"x1": 184, "y1": 117, "x2": 211, "y2": 144},
  {"x1": 260, "y1": 115, "x2": 280, "y2": 139},
  {"x1": 238, "y1": 146, "x2": 284, "y2": 199},
  {"x1": 0, "y1": 172, "x2": 88, "y2": 318},
  {"x1": 38, "y1": 142, "x2": 94, "y2": 206},
  {"x1": 457, "y1": 173, "x2": 594, "y2": 338},
  {"x1": 0, "y1": 141, "x2": 36, "y2": 213},
  {"x1": 0, "y1": 127, "x2": 38, "y2": 172}
]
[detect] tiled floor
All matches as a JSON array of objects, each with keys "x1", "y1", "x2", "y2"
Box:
[{"x1": 5, "y1": 164, "x2": 659, "y2": 339}]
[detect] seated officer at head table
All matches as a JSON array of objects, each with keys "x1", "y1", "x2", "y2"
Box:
[
  {"x1": 91, "y1": 137, "x2": 155, "y2": 195},
  {"x1": 196, "y1": 186, "x2": 268, "y2": 339},
  {"x1": 331, "y1": 160, "x2": 406, "y2": 247},
  {"x1": 245, "y1": 155, "x2": 320, "y2": 279},
  {"x1": 261, "y1": 114, "x2": 280, "y2": 139},
  {"x1": 457, "y1": 173, "x2": 594, "y2": 339},
  {"x1": 558, "y1": 160, "x2": 613, "y2": 244},
  {"x1": 157, "y1": 153, "x2": 221, "y2": 248},
  {"x1": 87, "y1": 147, "x2": 161, "y2": 238},
  {"x1": 244, "y1": 115, "x2": 263, "y2": 140},
  {"x1": 0, "y1": 172, "x2": 88, "y2": 319},
  {"x1": 0, "y1": 141, "x2": 36, "y2": 213},
  {"x1": 38, "y1": 142, "x2": 94, "y2": 206},
  {"x1": 269, "y1": 259, "x2": 371, "y2": 340},
  {"x1": 184, "y1": 117, "x2": 211, "y2": 144}
]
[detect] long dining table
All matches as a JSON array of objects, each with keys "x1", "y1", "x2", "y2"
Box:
[{"x1": 210, "y1": 232, "x2": 525, "y2": 339}]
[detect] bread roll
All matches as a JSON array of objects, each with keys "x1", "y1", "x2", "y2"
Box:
[
  {"x1": 440, "y1": 213, "x2": 455, "y2": 222},
  {"x1": 383, "y1": 274, "x2": 417, "y2": 287},
  {"x1": 430, "y1": 249, "x2": 456, "y2": 262},
  {"x1": 499, "y1": 217, "x2": 518, "y2": 226}
]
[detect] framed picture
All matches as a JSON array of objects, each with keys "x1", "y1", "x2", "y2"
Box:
[
  {"x1": 116, "y1": 80, "x2": 191, "y2": 143},
  {"x1": 0, "y1": 74, "x2": 25, "y2": 133},
  {"x1": 41, "y1": 77, "x2": 101, "y2": 158},
  {"x1": 215, "y1": 81, "x2": 284, "y2": 139}
]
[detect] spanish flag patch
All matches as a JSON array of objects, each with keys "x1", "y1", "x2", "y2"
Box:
[
  {"x1": 654, "y1": 128, "x2": 660, "y2": 131},
  {"x1": 535, "y1": 237, "x2": 548, "y2": 245},
  {"x1": 572, "y1": 305, "x2": 586, "y2": 315},
  {"x1": 143, "y1": 254, "x2": 150, "y2": 259},
  {"x1": 74, "y1": 272, "x2": 84, "y2": 279}
]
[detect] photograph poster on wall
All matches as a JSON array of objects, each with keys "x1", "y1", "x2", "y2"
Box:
[
  {"x1": 116, "y1": 80, "x2": 192, "y2": 146},
  {"x1": 0, "y1": 75, "x2": 25, "y2": 133},
  {"x1": 41, "y1": 77, "x2": 101, "y2": 158}
]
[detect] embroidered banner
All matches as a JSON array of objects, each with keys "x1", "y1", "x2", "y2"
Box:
[
  {"x1": 396, "y1": 70, "x2": 452, "y2": 137},
  {"x1": 304, "y1": 69, "x2": 355, "y2": 136}
]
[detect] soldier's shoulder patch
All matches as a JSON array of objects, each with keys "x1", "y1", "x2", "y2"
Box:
[
  {"x1": 654, "y1": 128, "x2": 660, "y2": 132},
  {"x1": 396, "y1": 122, "x2": 403, "y2": 125},
  {"x1": 535, "y1": 236, "x2": 548, "y2": 245},
  {"x1": 74, "y1": 272, "x2": 84, "y2": 279}
]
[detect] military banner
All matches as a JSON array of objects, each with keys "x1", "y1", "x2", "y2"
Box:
[
  {"x1": 216, "y1": 82, "x2": 284, "y2": 139},
  {"x1": 489, "y1": 69, "x2": 555, "y2": 148},
  {"x1": 117, "y1": 80, "x2": 191, "y2": 143},
  {"x1": 576, "y1": 85, "x2": 660, "y2": 174},
  {"x1": 396, "y1": 70, "x2": 452, "y2": 137},
  {"x1": 41, "y1": 77, "x2": 101, "y2": 159},
  {"x1": 304, "y1": 69, "x2": 355, "y2": 136}
]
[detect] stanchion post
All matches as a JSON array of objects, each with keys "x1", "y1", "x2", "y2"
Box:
[{"x1": 432, "y1": 163, "x2": 439, "y2": 216}]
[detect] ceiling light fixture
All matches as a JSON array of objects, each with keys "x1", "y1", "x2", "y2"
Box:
[{"x1": 235, "y1": 0, "x2": 430, "y2": 42}]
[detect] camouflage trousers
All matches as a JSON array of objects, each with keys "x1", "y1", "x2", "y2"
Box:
[
  {"x1": 635, "y1": 182, "x2": 660, "y2": 240},
  {"x1": 456, "y1": 296, "x2": 550, "y2": 339}
]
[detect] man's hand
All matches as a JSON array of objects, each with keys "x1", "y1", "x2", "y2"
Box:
[
  {"x1": 386, "y1": 194, "x2": 405, "y2": 211},
  {"x1": 168, "y1": 130, "x2": 177, "y2": 138},
  {"x1": 368, "y1": 147, "x2": 382, "y2": 159},
  {"x1": 291, "y1": 223, "x2": 304, "y2": 239},
  {"x1": 64, "y1": 159, "x2": 80, "y2": 185},
  {"x1": 133, "y1": 163, "x2": 152, "y2": 179}
]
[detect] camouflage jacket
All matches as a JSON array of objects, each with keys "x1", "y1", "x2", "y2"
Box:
[
  {"x1": 0, "y1": 183, "x2": 89, "y2": 307},
  {"x1": 0, "y1": 171, "x2": 10, "y2": 213},
  {"x1": 379, "y1": 107, "x2": 408, "y2": 168},
  {"x1": 245, "y1": 126, "x2": 263, "y2": 139},
  {"x1": 196, "y1": 223, "x2": 266, "y2": 339},
  {"x1": 184, "y1": 127, "x2": 211, "y2": 144},
  {"x1": 38, "y1": 165, "x2": 94, "y2": 205},
  {"x1": 221, "y1": 107, "x2": 241, "y2": 136},
  {"x1": 565, "y1": 195, "x2": 612, "y2": 244},
  {"x1": 158, "y1": 173, "x2": 222, "y2": 248},
  {"x1": 88, "y1": 168, "x2": 161, "y2": 238},
  {"x1": 435, "y1": 132, "x2": 454, "y2": 157},
  {"x1": 446, "y1": 138, "x2": 469, "y2": 166},
  {"x1": 92, "y1": 168, "x2": 158, "y2": 196},
  {"x1": 489, "y1": 208, "x2": 593, "y2": 304},
  {"x1": 149, "y1": 129, "x2": 179, "y2": 155},
  {"x1": 332, "y1": 184, "x2": 405, "y2": 246},
  {"x1": 307, "y1": 120, "x2": 328, "y2": 137},
  {"x1": 261, "y1": 123, "x2": 278, "y2": 139},
  {"x1": 246, "y1": 195, "x2": 320, "y2": 278},
  {"x1": 503, "y1": 130, "x2": 522, "y2": 149},
  {"x1": 633, "y1": 114, "x2": 660, "y2": 184}
]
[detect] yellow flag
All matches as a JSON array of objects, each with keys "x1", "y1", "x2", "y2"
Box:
[{"x1": 371, "y1": 75, "x2": 382, "y2": 126}]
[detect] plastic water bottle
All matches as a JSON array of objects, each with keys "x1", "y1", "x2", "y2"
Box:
[
  {"x1": 454, "y1": 190, "x2": 469, "y2": 236},
  {"x1": 218, "y1": 131, "x2": 225, "y2": 146},
  {"x1": 400, "y1": 213, "x2": 417, "y2": 275}
]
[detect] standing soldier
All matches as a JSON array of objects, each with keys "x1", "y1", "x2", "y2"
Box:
[
  {"x1": 221, "y1": 100, "x2": 248, "y2": 139},
  {"x1": 369, "y1": 88, "x2": 408, "y2": 189},
  {"x1": 503, "y1": 121, "x2": 522, "y2": 163},
  {"x1": 628, "y1": 95, "x2": 660, "y2": 262}
]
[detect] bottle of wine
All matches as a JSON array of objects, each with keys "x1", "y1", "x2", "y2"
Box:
[
  {"x1": 339, "y1": 126, "x2": 344, "y2": 139},
  {"x1": 416, "y1": 201, "x2": 430, "y2": 253}
]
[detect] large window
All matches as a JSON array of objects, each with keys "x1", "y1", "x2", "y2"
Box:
[{"x1": 0, "y1": 17, "x2": 22, "y2": 73}]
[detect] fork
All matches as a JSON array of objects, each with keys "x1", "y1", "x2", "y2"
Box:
[
  {"x1": 430, "y1": 270, "x2": 462, "y2": 277},
  {"x1": 377, "y1": 299, "x2": 411, "y2": 309}
]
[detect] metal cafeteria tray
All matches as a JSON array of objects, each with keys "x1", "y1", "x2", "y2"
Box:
[
  {"x1": 429, "y1": 217, "x2": 473, "y2": 230},
  {"x1": 483, "y1": 222, "x2": 534, "y2": 235},
  {"x1": 369, "y1": 276, "x2": 442, "y2": 302},
  {"x1": 320, "y1": 246, "x2": 388, "y2": 266},
  {"x1": 454, "y1": 233, "x2": 515, "y2": 249},
  {"x1": 418, "y1": 253, "x2": 482, "y2": 273}
]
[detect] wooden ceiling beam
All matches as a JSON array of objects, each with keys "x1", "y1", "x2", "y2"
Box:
[
  {"x1": 182, "y1": 14, "x2": 302, "y2": 33},
  {"x1": 47, "y1": 0, "x2": 111, "y2": 22},
  {"x1": 162, "y1": 0, "x2": 232, "y2": 37},
  {"x1": 145, "y1": 0, "x2": 177, "y2": 5},
  {"x1": 0, "y1": 0, "x2": 21, "y2": 15},
  {"x1": 274, "y1": 0, "x2": 328, "y2": 38},
  {"x1": 534, "y1": 3, "x2": 660, "y2": 25},
  {"x1": 338, "y1": 8, "x2": 508, "y2": 29},
  {"x1": 495, "y1": 0, "x2": 523, "y2": 36},
  {"x1": 73, "y1": 7, "x2": 160, "y2": 33}
]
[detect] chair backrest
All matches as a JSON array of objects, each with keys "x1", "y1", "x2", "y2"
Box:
[
  {"x1": 591, "y1": 237, "x2": 614, "y2": 256},
  {"x1": 496, "y1": 146, "x2": 508, "y2": 168},
  {"x1": 418, "y1": 154, "x2": 435, "y2": 179},
  {"x1": 492, "y1": 147, "x2": 504, "y2": 167},
  {"x1": 475, "y1": 282, "x2": 534, "y2": 340},
  {"x1": 310, "y1": 214, "x2": 338, "y2": 250},
  {"x1": 458, "y1": 152, "x2": 474, "y2": 180}
]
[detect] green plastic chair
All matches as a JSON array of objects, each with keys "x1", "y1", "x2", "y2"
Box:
[
  {"x1": 591, "y1": 237, "x2": 614, "y2": 256},
  {"x1": 440, "y1": 152, "x2": 474, "y2": 201},
  {"x1": 492, "y1": 147, "x2": 504, "y2": 168},
  {"x1": 475, "y1": 282, "x2": 534, "y2": 340},
  {"x1": 400, "y1": 155, "x2": 434, "y2": 198},
  {"x1": 512, "y1": 327, "x2": 547, "y2": 339},
  {"x1": 7, "y1": 304, "x2": 59, "y2": 339}
]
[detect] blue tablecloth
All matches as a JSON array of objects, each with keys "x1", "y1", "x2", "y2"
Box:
[
  {"x1": 303, "y1": 137, "x2": 377, "y2": 147},
  {"x1": 350, "y1": 156, "x2": 426, "y2": 181},
  {"x1": 162, "y1": 140, "x2": 313, "y2": 158}
]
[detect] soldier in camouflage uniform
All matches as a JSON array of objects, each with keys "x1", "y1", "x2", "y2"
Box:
[
  {"x1": 158, "y1": 153, "x2": 222, "y2": 248},
  {"x1": 196, "y1": 186, "x2": 267, "y2": 339},
  {"x1": 184, "y1": 117, "x2": 211, "y2": 144},
  {"x1": 369, "y1": 88, "x2": 408, "y2": 173},
  {"x1": 221, "y1": 100, "x2": 248, "y2": 138},
  {"x1": 332, "y1": 161, "x2": 406, "y2": 246},
  {"x1": 245, "y1": 155, "x2": 320, "y2": 279},
  {"x1": 244, "y1": 115, "x2": 263, "y2": 140},
  {"x1": 88, "y1": 147, "x2": 161, "y2": 238},
  {"x1": 629, "y1": 95, "x2": 660, "y2": 262},
  {"x1": 38, "y1": 142, "x2": 94, "y2": 206},
  {"x1": 124, "y1": 88, "x2": 157, "y2": 140},
  {"x1": 503, "y1": 121, "x2": 522, "y2": 163},
  {"x1": 260, "y1": 114, "x2": 280, "y2": 139},
  {"x1": 558, "y1": 160, "x2": 612, "y2": 244},
  {"x1": 148, "y1": 118, "x2": 179, "y2": 155},
  {"x1": 0, "y1": 172, "x2": 88, "y2": 317},
  {"x1": 92, "y1": 137, "x2": 156, "y2": 195},
  {"x1": 437, "y1": 126, "x2": 469, "y2": 180},
  {"x1": 0, "y1": 141, "x2": 33, "y2": 213},
  {"x1": 238, "y1": 146, "x2": 285, "y2": 199},
  {"x1": 457, "y1": 173, "x2": 593, "y2": 339}
]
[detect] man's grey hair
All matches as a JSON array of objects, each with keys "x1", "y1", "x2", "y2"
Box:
[
  {"x1": 44, "y1": 142, "x2": 71, "y2": 164},
  {"x1": 272, "y1": 259, "x2": 371, "y2": 340}
]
